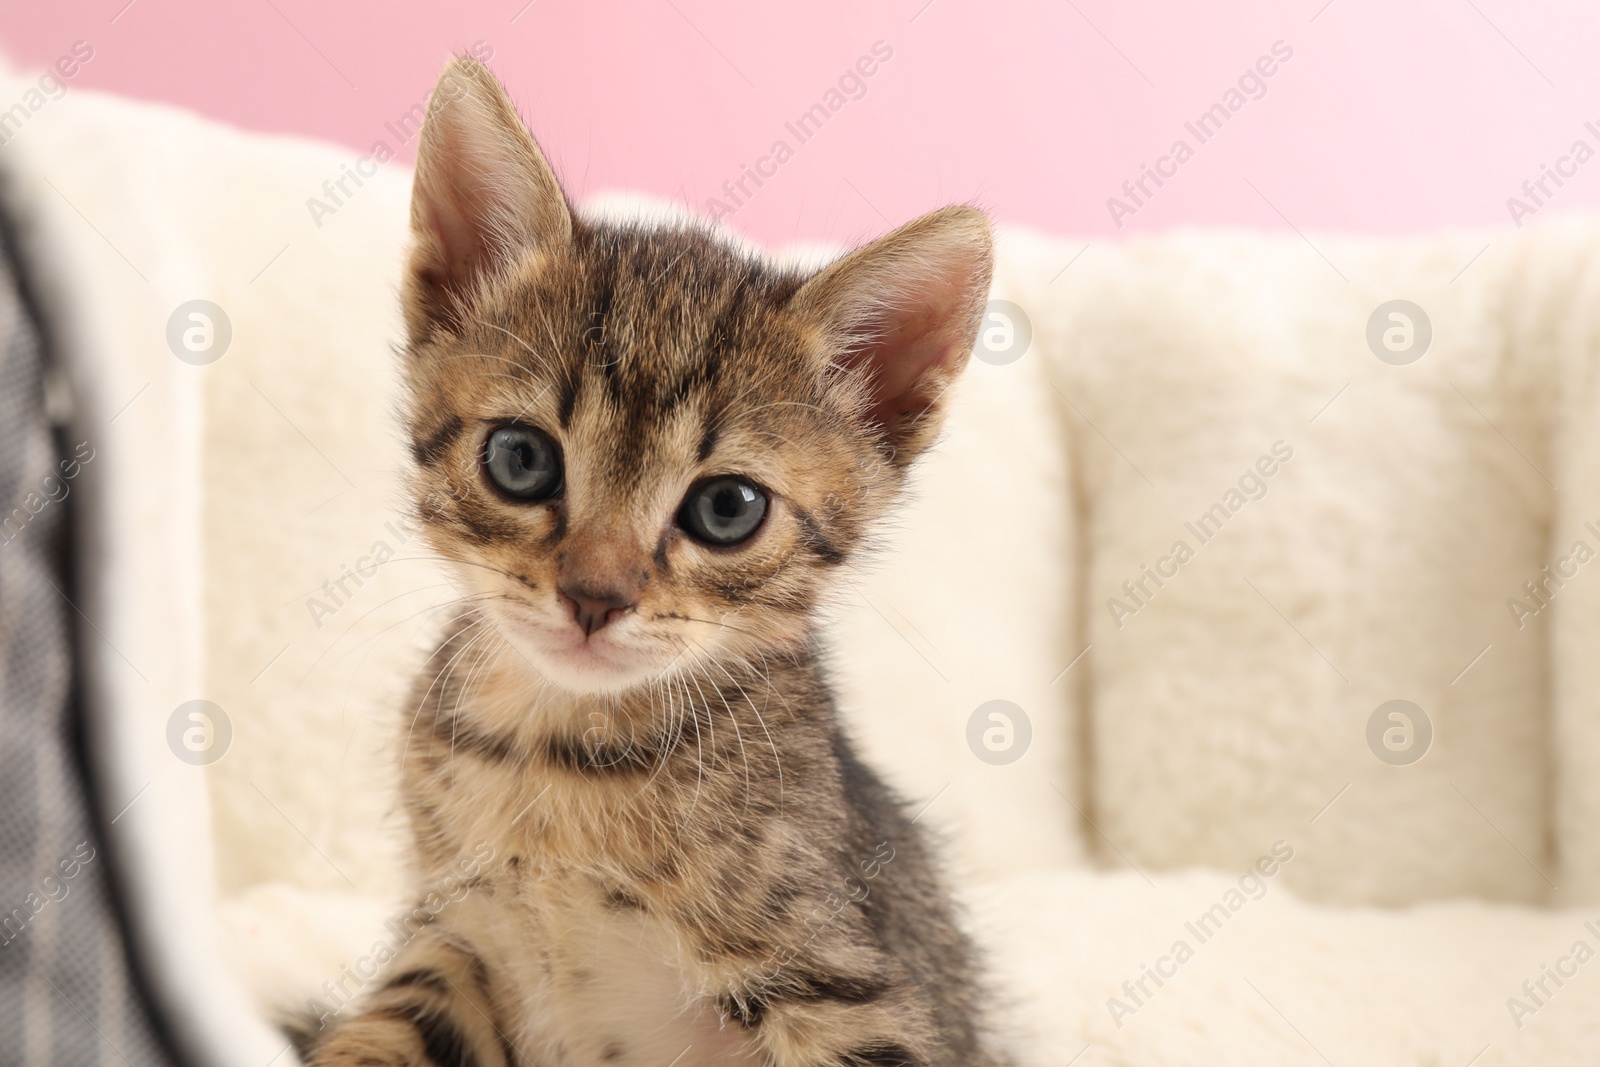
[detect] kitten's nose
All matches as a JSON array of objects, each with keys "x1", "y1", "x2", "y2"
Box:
[{"x1": 558, "y1": 584, "x2": 634, "y2": 637}]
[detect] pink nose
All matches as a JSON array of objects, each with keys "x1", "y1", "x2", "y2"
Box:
[{"x1": 558, "y1": 585, "x2": 634, "y2": 636}]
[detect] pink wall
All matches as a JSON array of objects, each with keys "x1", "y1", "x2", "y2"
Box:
[{"x1": 2, "y1": 0, "x2": 1598, "y2": 246}]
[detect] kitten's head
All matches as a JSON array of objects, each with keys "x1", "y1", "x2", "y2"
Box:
[{"x1": 402, "y1": 58, "x2": 992, "y2": 695}]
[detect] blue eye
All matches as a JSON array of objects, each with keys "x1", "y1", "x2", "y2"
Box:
[
  {"x1": 483, "y1": 425, "x2": 562, "y2": 501},
  {"x1": 678, "y1": 477, "x2": 768, "y2": 546}
]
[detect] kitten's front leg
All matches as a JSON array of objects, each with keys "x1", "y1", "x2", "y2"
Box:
[
  {"x1": 308, "y1": 926, "x2": 510, "y2": 1067},
  {"x1": 726, "y1": 957, "x2": 947, "y2": 1067}
]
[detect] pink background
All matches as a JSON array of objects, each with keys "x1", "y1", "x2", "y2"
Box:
[{"x1": 2, "y1": 0, "x2": 1599, "y2": 246}]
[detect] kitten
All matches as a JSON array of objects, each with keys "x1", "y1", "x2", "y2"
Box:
[{"x1": 307, "y1": 56, "x2": 998, "y2": 1067}]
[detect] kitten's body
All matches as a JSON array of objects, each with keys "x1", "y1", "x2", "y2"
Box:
[
  {"x1": 397, "y1": 625, "x2": 983, "y2": 1067},
  {"x1": 309, "y1": 58, "x2": 998, "y2": 1067}
]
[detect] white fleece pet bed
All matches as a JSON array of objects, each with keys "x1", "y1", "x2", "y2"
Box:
[{"x1": 5, "y1": 63, "x2": 1600, "y2": 1066}]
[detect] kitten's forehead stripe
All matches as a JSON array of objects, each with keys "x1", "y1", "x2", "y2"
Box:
[
  {"x1": 696, "y1": 420, "x2": 720, "y2": 464},
  {"x1": 551, "y1": 226, "x2": 804, "y2": 412},
  {"x1": 412, "y1": 414, "x2": 463, "y2": 467},
  {"x1": 541, "y1": 511, "x2": 568, "y2": 549},
  {"x1": 556, "y1": 369, "x2": 580, "y2": 429},
  {"x1": 586, "y1": 245, "x2": 618, "y2": 365},
  {"x1": 791, "y1": 506, "x2": 845, "y2": 565}
]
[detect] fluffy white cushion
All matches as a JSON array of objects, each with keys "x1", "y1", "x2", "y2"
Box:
[
  {"x1": 974, "y1": 865, "x2": 1600, "y2": 1065},
  {"x1": 1048, "y1": 226, "x2": 1596, "y2": 906}
]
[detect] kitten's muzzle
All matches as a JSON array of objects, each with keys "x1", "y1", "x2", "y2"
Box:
[{"x1": 558, "y1": 584, "x2": 635, "y2": 637}]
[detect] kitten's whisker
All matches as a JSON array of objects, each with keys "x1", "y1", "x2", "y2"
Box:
[
  {"x1": 539, "y1": 319, "x2": 565, "y2": 366},
  {"x1": 732, "y1": 646, "x2": 790, "y2": 723},
  {"x1": 721, "y1": 677, "x2": 754, "y2": 814},
  {"x1": 636, "y1": 661, "x2": 692, "y2": 797},
  {"x1": 647, "y1": 611, "x2": 757, "y2": 638},
  {"x1": 330, "y1": 592, "x2": 493, "y2": 736},
  {"x1": 472, "y1": 321, "x2": 555, "y2": 370},
  {"x1": 688, "y1": 667, "x2": 717, "y2": 756},
  {"x1": 336, "y1": 593, "x2": 509, "y2": 667},
  {"x1": 506, "y1": 383, "x2": 556, "y2": 427},
  {"x1": 293, "y1": 580, "x2": 454, "y2": 682},
  {"x1": 447, "y1": 629, "x2": 507, "y2": 789},
  {"x1": 409, "y1": 616, "x2": 493, "y2": 726},
  {"x1": 443, "y1": 349, "x2": 540, "y2": 372},
  {"x1": 706, "y1": 655, "x2": 782, "y2": 811},
  {"x1": 395, "y1": 553, "x2": 538, "y2": 588},
  {"x1": 670, "y1": 672, "x2": 706, "y2": 833},
  {"x1": 730, "y1": 398, "x2": 832, "y2": 421},
  {"x1": 300, "y1": 587, "x2": 502, "y2": 683},
  {"x1": 402, "y1": 618, "x2": 496, "y2": 773},
  {"x1": 308, "y1": 578, "x2": 452, "y2": 638},
  {"x1": 747, "y1": 429, "x2": 808, "y2": 452},
  {"x1": 689, "y1": 653, "x2": 753, "y2": 812},
  {"x1": 433, "y1": 369, "x2": 545, "y2": 390}
]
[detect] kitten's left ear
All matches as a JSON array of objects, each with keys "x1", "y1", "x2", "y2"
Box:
[
  {"x1": 405, "y1": 56, "x2": 573, "y2": 341},
  {"x1": 791, "y1": 205, "x2": 994, "y2": 464}
]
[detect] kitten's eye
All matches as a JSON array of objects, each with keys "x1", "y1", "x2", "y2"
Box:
[
  {"x1": 678, "y1": 477, "x2": 768, "y2": 547},
  {"x1": 483, "y1": 424, "x2": 562, "y2": 501}
]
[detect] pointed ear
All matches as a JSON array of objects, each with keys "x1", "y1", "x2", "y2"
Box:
[
  {"x1": 405, "y1": 56, "x2": 573, "y2": 341},
  {"x1": 791, "y1": 206, "x2": 994, "y2": 464}
]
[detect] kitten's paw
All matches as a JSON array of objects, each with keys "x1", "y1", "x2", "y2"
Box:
[{"x1": 304, "y1": 1015, "x2": 435, "y2": 1067}]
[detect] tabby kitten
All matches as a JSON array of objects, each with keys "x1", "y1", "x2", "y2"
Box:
[{"x1": 308, "y1": 56, "x2": 998, "y2": 1067}]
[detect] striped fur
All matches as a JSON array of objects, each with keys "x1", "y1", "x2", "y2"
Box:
[{"x1": 307, "y1": 57, "x2": 999, "y2": 1067}]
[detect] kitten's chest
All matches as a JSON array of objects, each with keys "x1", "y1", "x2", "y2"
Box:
[
  {"x1": 426, "y1": 781, "x2": 759, "y2": 1067},
  {"x1": 464, "y1": 866, "x2": 759, "y2": 1067}
]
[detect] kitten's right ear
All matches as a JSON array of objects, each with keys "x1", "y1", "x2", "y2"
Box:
[
  {"x1": 405, "y1": 56, "x2": 572, "y2": 341},
  {"x1": 791, "y1": 206, "x2": 993, "y2": 465}
]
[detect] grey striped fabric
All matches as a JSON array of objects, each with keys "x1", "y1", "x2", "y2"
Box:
[{"x1": 0, "y1": 227, "x2": 177, "y2": 1065}]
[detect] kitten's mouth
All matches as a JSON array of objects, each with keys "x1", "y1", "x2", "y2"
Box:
[
  {"x1": 489, "y1": 599, "x2": 669, "y2": 694},
  {"x1": 555, "y1": 631, "x2": 627, "y2": 667}
]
